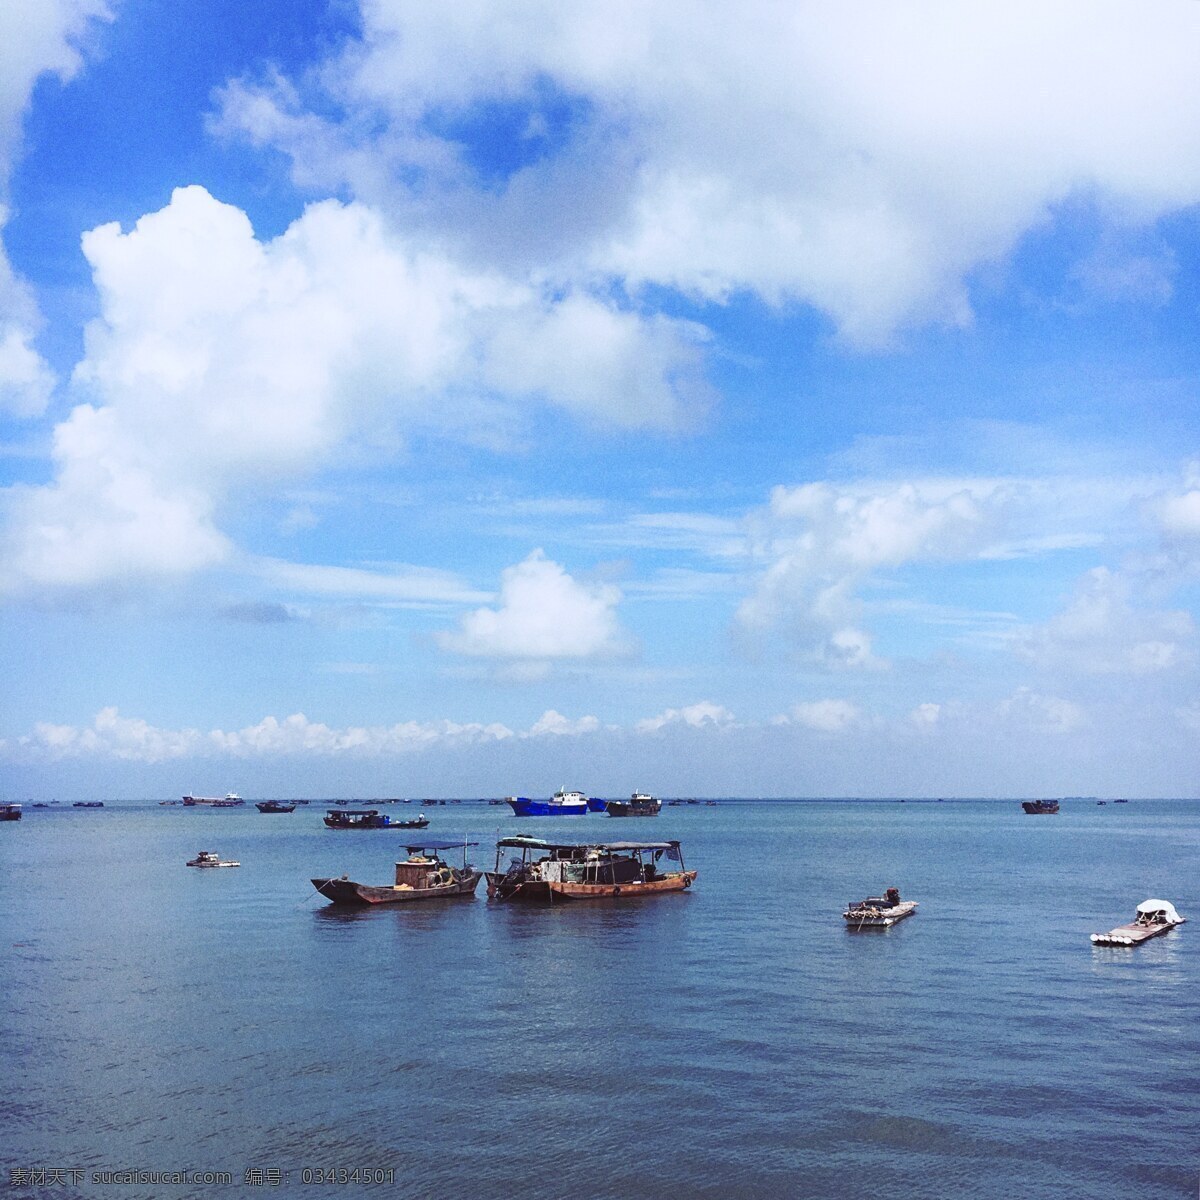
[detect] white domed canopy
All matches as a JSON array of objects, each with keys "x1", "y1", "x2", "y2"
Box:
[{"x1": 1136, "y1": 899, "x2": 1182, "y2": 922}]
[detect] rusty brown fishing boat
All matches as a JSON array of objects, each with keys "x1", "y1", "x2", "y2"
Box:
[{"x1": 486, "y1": 836, "x2": 695, "y2": 903}]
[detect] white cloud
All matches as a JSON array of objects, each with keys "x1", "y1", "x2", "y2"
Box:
[
  {"x1": 1, "y1": 186, "x2": 710, "y2": 597},
  {"x1": 0, "y1": 0, "x2": 110, "y2": 417},
  {"x1": 636, "y1": 701, "x2": 735, "y2": 733},
  {"x1": 217, "y1": 0, "x2": 1200, "y2": 345},
  {"x1": 28, "y1": 706, "x2": 204, "y2": 764},
  {"x1": 737, "y1": 479, "x2": 995, "y2": 667},
  {"x1": 255, "y1": 557, "x2": 489, "y2": 607},
  {"x1": 525, "y1": 709, "x2": 603, "y2": 736},
  {"x1": 908, "y1": 703, "x2": 941, "y2": 731},
  {"x1": 1158, "y1": 489, "x2": 1200, "y2": 540},
  {"x1": 436, "y1": 549, "x2": 630, "y2": 662},
  {"x1": 996, "y1": 688, "x2": 1087, "y2": 734},
  {"x1": 783, "y1": 699, "x2": 861, "y2": 733},
  {"x1": 1017, "y1": 566, "x2": 1194, "y2": 676},
  {"x1": 207, "y1": 712, "x2": 515, "y2": 757}
]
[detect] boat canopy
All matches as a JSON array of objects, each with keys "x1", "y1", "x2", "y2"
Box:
[
  {"x1": 328, "y1": 809, "x2": 379, "y2": 817},
  {"x1": 401, "y1": 839, "x2": 478, "y2": 852},
  {"x1": 496, "y1": 835, "x2": 680, "y2": 852},
  {"x1": 1136, "y1": 899, "x2": 1182, "y2": 921}
]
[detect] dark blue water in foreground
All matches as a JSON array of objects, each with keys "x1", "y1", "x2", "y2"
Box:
[{"x1": 3, "y1": 799, "x2": 1198, "y2": 1200}]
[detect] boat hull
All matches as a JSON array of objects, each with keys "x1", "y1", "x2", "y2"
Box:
[
  {"x1": 486, "y1": 870, "x2": 696, "y2": 902},
  {"x1": 311, "y1": 872, "x2": 482, "y2": 905},
  {"x1": 1021, "y1": 801, "x2": 1059, "y2": 814},
  {"x1": 843, "y1": 901, "x2": 918, "y2": 928},
  {"x1": 506, "y1": 798, "x2": 588, "y2": 817}
]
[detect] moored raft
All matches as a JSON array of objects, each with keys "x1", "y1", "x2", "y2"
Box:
[{"x1": 1091, "y1": 899, "x2": 1186, "y2": 947}]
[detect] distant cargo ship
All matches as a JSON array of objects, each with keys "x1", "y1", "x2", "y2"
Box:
[{"x1": 182, "y1": 793, "x2": 244, "y2": 807}]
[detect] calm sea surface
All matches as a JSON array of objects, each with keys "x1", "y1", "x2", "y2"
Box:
[{"x1": 3, "y1": 799, "x2": 1198, "y2": 1200}]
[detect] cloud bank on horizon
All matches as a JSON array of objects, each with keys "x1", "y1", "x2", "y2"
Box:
[{"x1": 1, "y1": 0, "x2": 1199, "y2": 796}]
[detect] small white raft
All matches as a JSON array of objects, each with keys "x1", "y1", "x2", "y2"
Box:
[{"x1": 1091, "y1": 899, "x2": 1185, "y2": 946}]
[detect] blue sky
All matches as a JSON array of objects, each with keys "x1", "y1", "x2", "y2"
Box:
[{"x1": 2, "y1": 0, "x2": 1200, "y2": 798}]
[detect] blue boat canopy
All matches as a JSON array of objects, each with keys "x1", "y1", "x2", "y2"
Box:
[{"x1": 496, "y1": 835, "x2": 680, "y2": 852}]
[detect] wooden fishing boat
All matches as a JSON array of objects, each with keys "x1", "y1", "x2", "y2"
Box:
[
  {"x1": 311, "y1": 840, "x2": 482, "y2": 905},
  {"x1": 486, "y1": 836, "x2": 695, "y2": 903},
  {"x1": 186, "y1": 850, "x2": 240, "y2": 868},
  {"x1": 255, "y1": 800, "x2": 296, "y2": 813},
  {"x1": 0, "y1": 803, "x2": 22, "y2": 821},
  {"x1": 843, "y1": 886, "x2": 918, "y2": 928},
  {"x1": 1021, "y1": 799, "x2": 1059, "y2": 814},
  {"x1": 1091, "y1": 899, "x2": 1186, "y2": 947},
  {"x1": 605, "y1": 792, "x2": 661, "y2": 817},
  {"x1": 323, "y1": 808, "x2": 429, "y2": 829}
]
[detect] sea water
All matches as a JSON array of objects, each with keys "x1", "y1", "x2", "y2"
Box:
[{"x1": 2, "y1": 799, "x2": 1197, "y2": 1199}]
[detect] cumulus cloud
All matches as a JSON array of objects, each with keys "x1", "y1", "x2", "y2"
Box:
[
  {"x1": 1017, "y1": 566, "x2": 1195, "y2": 675},
  {"x1": 526, "y1": 709, "x2": 603, "y2": 736},
  {"x1": 1156, "y1": 467, "x2": 1200, "y2": 542},
  {"x1": 217, "y1": 0, "x2": 1200, "y2": 345},
  {"x1": 1, "y1": 187, "x2": 709, "y2": 597},
  {"x1": 781, "y1": 699, "x2": 861, "y2": 733},
  {"x1": 909, "y1": 702, "x2": 942, "y2": 731},
  {"x1": 207, "y1": 712, "x2": 514, "y2": 756},
  {"x1": 0, "y1": 0, "x2": 110, "y2": 416},
  {"x1": 436, "y1": 549, "x2": 630, "y2": 662},
  {"x1": 737, "y1": 479, "x2": 995, "y2": 667},
  {"x1": 636, "y1": 701, "x2": 735, "y2": 733},
  {"x1": 996, "y1": 687, "x2": 1087, "y2": 734}
]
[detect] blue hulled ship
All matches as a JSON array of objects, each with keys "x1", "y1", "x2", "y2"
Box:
[{"x1": 506, "y1": 789, "x2": 590, "y2": 817}]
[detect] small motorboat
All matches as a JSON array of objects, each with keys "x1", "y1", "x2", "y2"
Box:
[
  {"x1": 186, "y1": 850, "x2": 240, "y2": 868},
  {"x1": 844, "y1": 886, "x2": 918, "y2": 928},
  {"x1": 1091, "y1": 899, "x2": 1186, "y2": 946}
]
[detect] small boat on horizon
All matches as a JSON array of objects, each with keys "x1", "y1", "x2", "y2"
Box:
[
  {"x1": 311, "y1": 839, "x2": 482, "y2": 905},
  {"x1": 186, "y1": 850, "x2": 240, "y2": 868},
  {"x1": 72, "y1": 801, "x2": 104, "y2": 808},
  {"x1": 506, "y1": 789, "x2": 590, "y2": 817},
  {"x1": 1021, "y1": 799, "x2": 1059, "y2": 815},
  {"x1": 255, "y1": 800, "x2": 296, "y2": 813},
  {"x1": 323, "y1": 809, "x2": 429, "y2": 830},
  {"x1": 183, "y1": 792, "x2": 243, "y2": 807},
  {"x1": 605, "y1": 792, "x2": 662, "y2": 818},
  {"x1": 843, "y1": 886, "x2": 918, "y2": 929},
  {"x1": 486, "y1": 836, "x2": 695, "y2": 903},
  {"x1": 1091, "y1": 899, "x2": 1186, "y2": 947}
]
